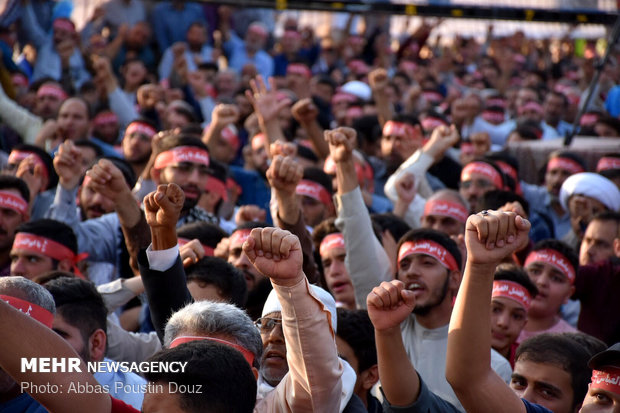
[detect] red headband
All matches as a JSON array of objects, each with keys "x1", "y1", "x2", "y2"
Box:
[
  {"x1": 492, "y1": 280, "x2": 531, "y2": 311},
  {"x1": 177, "y1": 238, "x2": 214, "y2": 257},
  {"x1": 93, "y1": 112, "x2": 119, "y2": 126},
  {"x1": 591, "y1": 367, "x2": 620, "y2": 395},
  {"x1": 461, "y1": 162, "x2": 503, "y2": 189},
  {"x1": 518, "y1": 101, "x2": 543, "y2": 116},
  {"x1": 12, "y1": 74, "x2": 28, "y2": 88},
  {"x1": 320, "y1": 233, "x2": 345, "y2": 256},
  {"x1": 205, "y1": 177, "x2": 228, "y2": 201},
  {"x1": 230, "y1": 229, "x2": 252, "y2": 248},
  {"x1": 13, "y1": 233, "x2": 88, "y2": 279},
  {"x1": 398, "y1": 240, "x2": 459, "y2": 272},
  {"x1": 0, "y1": 295, "x2": 53, "y2": 328},
  {"x1": 423, "y1": 200, "x2": 468, "y2": 224},
  {"x1": 53, "y1": 18, "x2": 76, "y2": 33},
  {"x1": 482, "y1": 110, "x2": 505, "y2": 124},
  {"x1": 251, "y1": 133, "x2": 266, "y2": 151},
  {"x1": 126, "y1": 122, "x2": 156, "y2": 139},
  {"x1": 0, "y1": 190, "x2": 29, "y2": 219},
  {"x1": 580, "y1": 113, "x2": 599, "y2": 127},
  {"x1": 486, "y1": 98, "x2": 507, "y2": 109},
  {"x1": 421, "y1": 117, "x2": 447, "y2": 132},
  {"x1": 37, "y1": 84, "x2": 67, "y2": 100},
  {"x1": 423, "y1": 91, "x2": 444, "y2": 103},
  {"x1": 296, "y1": 180, "x2": 333, "y2": 209},
  {"x1": 547, "y1": 157, "x2": 584, "y2": 175},
  {"x1": 220, "y1": 125, "x2": 240, "y2": 151},
  {"x1": 169, "y1": 336, "x2": 255, "y2": 367},
  {"x1": 525, "y1": 249, "x2": 575, "y2": 284},
  {"x1": 248, "y1": 24, "x2": 268, "y2": 38},
  {"x1": 597, "y1": 157, "x2": 620, "y2": 172},
  {"x1": 383, "y1": 121, "x2": 416, "y2": 139},
  {"x1": 154, "y1": 146, "x2": 210, "y2": 170},
  {"x1": 8, "y1": 150, "x2": 49, "y2": 180},
  {"x1": 287, "y1": 63, "x2": 311, "y2": 78},
  {"x1": 332, "y1": 92, "x2": 357, "y2": 105}
]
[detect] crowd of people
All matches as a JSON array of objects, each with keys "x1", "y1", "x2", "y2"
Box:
[{"x1": 0, "y1": 0, "x2": 619, "y2": 412}]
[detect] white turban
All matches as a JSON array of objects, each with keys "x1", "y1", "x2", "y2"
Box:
[
  {"x1": 262, "y1": 284, "x2": 338, "y2": 332},
  {"x1": 560, "y1": 172, "x2": 620, "y2": 212}
]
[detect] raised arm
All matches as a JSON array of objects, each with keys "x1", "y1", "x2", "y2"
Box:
[
  {"x1": 0, "y1": 299, "x2": 111, "y2": 413},
  {"x1": 328, "y1": 127, "x2": 392, "y2": 308},
  {"x1": 446, "y1": 210, "x2": 530, "y2": 413},
  {"x1": 246, "y1": 76, "x2": 291, "y2": 148},
  {"x1": 243, "y1": 227, "x2": 343, "y2": 411},
  {"x1": 266, "y1": 148, "x2": 319, "y2": 283},
  {"x1": 291, "y1": 98, "x2": 329, "y2": 159},
  {"x1": 369, "y1": 68, "x2": 393, "y2": 127}
]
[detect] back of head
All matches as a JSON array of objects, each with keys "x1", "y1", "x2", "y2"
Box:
[
  {"x1": 44, "y1": 277, "x2": 107, "y2": 337},
  {"x1": 143, "y1": 341, "x2": 257, "y2": 413},
  {"x1": 336, "y1": 308, "x2": 377, "y2": 372},
  {"x1": 371, "y1": 213, "x2": 411, "y2": 243},
  {"x1": 516, "y1": 333, "x2": 593, "y2": 409},
  {"x1": 177, "y1": 222, "x2": 228, "y2": 249},
  {"x1": 186, "y1": 257, "x2": 248, "y2": 308},
  {"x1": 0, "y1": 275, "x2": 55, "y2": 313},
  {"x1": 164, "y1": 300, "x2": 263, "y2": 368}
]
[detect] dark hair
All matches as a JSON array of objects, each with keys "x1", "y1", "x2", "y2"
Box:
[
  {"x1": 315, "y1": 74, "x2": 337, "y2": 92},
  {"x1": 44, "y1": 277, "x2": 107, "y2": 340},
  {"x1": 485, "y1": 152, "x2": 520, "y2": 176},
  {"x1": 371, "y1": 213, "x2": 411, "y2": 243},
  {"x1": 11, "y1": 144, "x2": 59, "y2": 190},
  {"x1": 32, "y1": 270, "x2": 75, "y2": 285},
  {"x1": 0, "y1": 175, "x2": 30, "y2": 204},
  {"x1": 531, "y1": 239, "x2": 579, "y2": 272},
  {"x1": 177, "y1": 222, "x2": 228, "y2": 249},
  {"x1": 235, "y1": 221, "x2": 268, "y2": 233},
  {"x1": 596, "y1": 115, "x2": 620, "y2": 136},
  {"x1": 178, "y1": 123, "x2": 204, "y2": 139},
  {"x1": 396, "y1": 228, "x2": 462, "y2": 272},
  {"x1": 74, "y1": 139, "x2": 104, "y2": 158},
  {"x1": 494, "y1": 265, "x2": 538, "y2": 298},
  {"x1": 101, "y1": 156, "x2": 137, "y2": 188},
  {"x1": 16, "y1": 219, "x2": 77, "y2": 255},
  {"x1": 590, "y1": 211, "x2": 620, "y2": 238},
  {"x1": 392, "y1": 113, "x2": 421, "y2": 128},
  {"x1": 516, "y1": 333, "x2": 593, "y2": 409},
  {"x1": 513, "y1": 121, "x2": 543, "y2": 141},
  {"x1": 296, "y1": 144, "x2": 319, "y2": 164},
  {"x1": 352, "y1": 115, "x2": 382, "y2": 147},
  {"x1": 559, "y1": 332, "x2": 607, "y2": 358},
  {"x1": 336, "y1": 308, "x2": 377, "y2": 373},
  {"x1": 144, "y1": 341, "x2": 257, "y2": 413},
  {"x1": 186, "y1": 257, "x2": 247, "y2": 308},
  {"x1": 303, "y1": 167, "x2": 333, "y2": 195},
  {"x1": 478, "y1": 190, "x2": 530, "y2": 217},
  {"x1": 546, "y1": 90, "x2": 568, "y2": 107},
  {"x1": 312, "y1": 217, "x2": 339, "y2": 249},
  {"x1": 160, "y1": 135, "x2": 209, "y2": 153}
]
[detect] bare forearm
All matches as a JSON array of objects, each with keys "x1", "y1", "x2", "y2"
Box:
[
  {"x1": 275, "y1": 190, "x2": 301, "y2": 226},
  {"x1": 116, "y1": 191, "x2": 142, "y2": 228},
  {"x1": 376, "y1": 328, "x2": 420, "y2": 406},
  {"x1": 447, "y1": 262, "x2": 495, "y2": 387},
  {"x1": 262, "y1": 120, "x2": 286, "y2": 149},
  {"x1": 150, "y1": 226, "x2": 178, "y2": 251},
  {"x1": 374, "y1": 93, "x2": 393, "y2": 127},
  {"x1": 301, "y1": 120, "x2": 329, "y2": 159}
]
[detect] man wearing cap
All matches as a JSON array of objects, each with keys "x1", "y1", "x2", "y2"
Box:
[
  {"x1": 582, "y1": 343, "x2": 620, "y2": 412},
  {"x1": 559, "y1": 172, "x2": 620, "y2": 251},
  {"x1": 222, "y1": 21, "x2": 274, "y2": 80},
  {"x1": 0, "y1": 176, "x2": 31, "y2": 277}
]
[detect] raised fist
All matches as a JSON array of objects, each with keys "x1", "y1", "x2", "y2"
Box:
[
  {"x1": 85, "y1": 159, "x2": 131, "y2": 204},
  {"x1": 367, "y1": 280, "x2": 416, "y2": 332},
  {"x1": 291, "y1": 98, "x2": 319, "y2": 124},
  {"x1": 54, "y1": 140, "x2": 84, "y2": 190},
  {"x1": 143, "y1": 184, "x2": 185, "y2": 230},
  {"x1": 324, "y1": 127, "x2": 356, "y2": 163},
  {"x1": 266, "y1": 155, "x2": 303, "y2": 194},
  {"x1": 368, "y1": 68, "x2": 389, "y2": 93},
  {"x1": 242, "y1": 227, "x2": 303, "y2": 286}
]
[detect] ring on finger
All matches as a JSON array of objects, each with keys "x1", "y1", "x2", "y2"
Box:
[{"x1": 480, "y1": 210, "x2": 489, "y2": 216}]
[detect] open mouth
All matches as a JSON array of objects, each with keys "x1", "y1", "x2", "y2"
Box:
[
  {"x1": 331, "y1": 281, "x2": 349, "y2": 294},
  {"x1": 406, "y1": 282, "x2": 425, "y2": 292}
]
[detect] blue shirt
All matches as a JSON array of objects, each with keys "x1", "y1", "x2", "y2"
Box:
[
  {"x1": 0, "y1": 393, "x2": 47, "y2": 413},
  {"x1": 151, "y1": 2, "x2": 207, "y2": 51},
  {"x1": 230, "y1": 166, "x2": 272, "y2": 224},
  {"x1": 223, "y1": 32, "x2": 274, "y2": 80},
  {"x1": 523, "y1": 399, "x2": 552, "y2": 413}
]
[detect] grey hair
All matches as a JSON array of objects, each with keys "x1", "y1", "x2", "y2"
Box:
[
  {"x1": 164, "y1": 301, "x2": 263, "y2": 368},
  {"x1": 0, "y1": 276, "x2": 55, "y2": 314}
]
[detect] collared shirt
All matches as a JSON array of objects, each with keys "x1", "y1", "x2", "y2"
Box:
[{"x1": 93, "y1": 358, "x2": 146, "y2": 409}]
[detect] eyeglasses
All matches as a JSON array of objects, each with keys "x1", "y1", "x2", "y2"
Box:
[{"x1": 254, "y1": 317, "x2": 283, "y2": 332}]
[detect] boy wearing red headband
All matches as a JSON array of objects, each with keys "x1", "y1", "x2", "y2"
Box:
[
  {"x1": 491, "y1": 266, "x2": 538, "y2": 366},
  {"x1": 520, "y1": 240, "x2": 579, "y2": 342}
]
